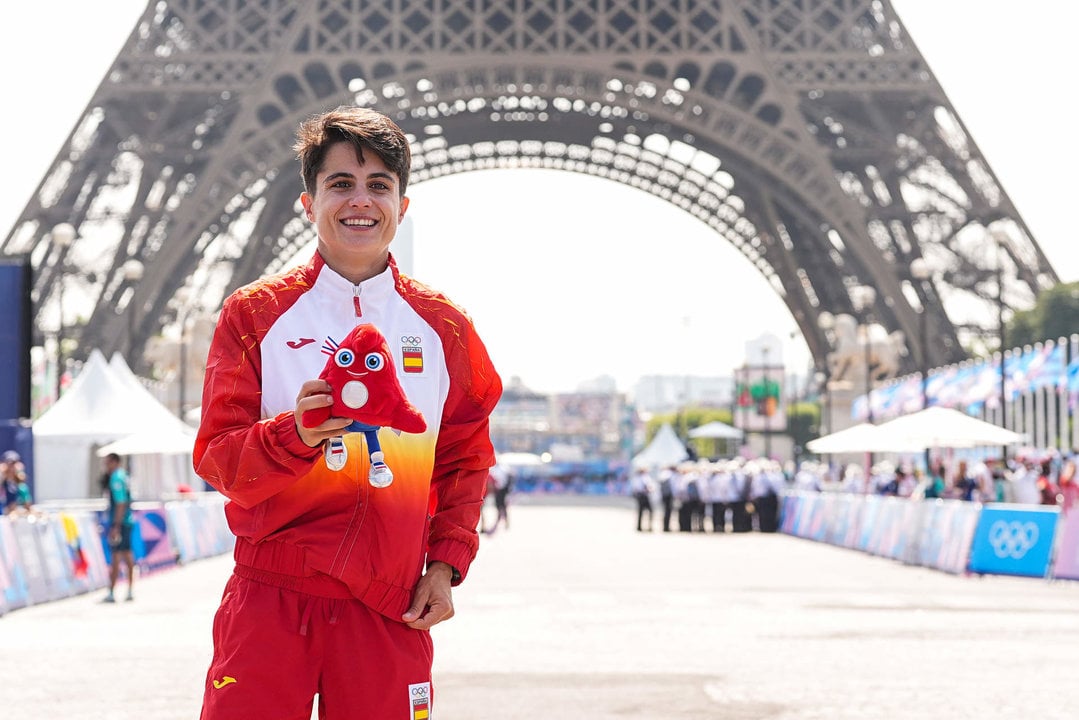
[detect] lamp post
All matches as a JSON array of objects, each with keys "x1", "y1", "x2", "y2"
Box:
[
  {"x1": 851, "y1": 285, "x2": 877, "y2": 482},
  {"x1": 911, "y1": 258, "x2": 933, "y2": 473},
  {"x1": 851, "y1": 285, "x2": 877, "y2": 423},
  {"x1": 816, "y1": 311, "x2": 835, "y2": 469},
  {"x1": 762, "y1": 344, "x2": 771, "y2": 460},
  {"x1": 178, "y1": 316, "x2": 189, "y2": 419},
  {"x1": 122, "y1": 259, "x2": 145, "y2": 367},
  {"x1": 50, "y1": 223, "x2": 77, "y2": 400},
  {"x1": 991, "y1": 229, "x2": 1009, "y2": 463},
  {"x1": 174, "y1": 288, "x2": 192, "y2": 419}
]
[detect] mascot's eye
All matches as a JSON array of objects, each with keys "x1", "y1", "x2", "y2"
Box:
[
  {"x1": 364, "y1": 352, "x2": 385, "y2": 371},
  {"x1": 334, "y1": 348, "x2": 355, "y2": 367}
]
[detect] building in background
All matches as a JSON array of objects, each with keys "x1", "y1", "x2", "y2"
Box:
[
  {"x1": 489, "y1": 376, "x2": 635, "y2": 463},
  {"x1": 632, "y1": 375, "x2": 734, "y2": 416}
]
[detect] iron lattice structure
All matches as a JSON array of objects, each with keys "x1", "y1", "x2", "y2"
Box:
[{"x1": 3, "y1": 0, "x2": 1058, "y2": 377}]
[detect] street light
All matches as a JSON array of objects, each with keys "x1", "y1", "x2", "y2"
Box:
[
  {"x1": 851, "y1": 285, "x2": 877, "y2": 481},
  {"x1": 990, "y1": 227, "x2": 1010, "y2": 462},
  {"x1": 910, "y1": 258, "x2": 932, "y2": 472},
  {"x1": 816, "y1": 311, "x2": 835, "y2": 468},
  {"x1": 850, "y1": 285, "x2": 877, "y2": 423},
  {"x1": 174, "y1": 287, "x2": 193, "y2": 419},
  {"x1": 762, "y1": 344, "x2": 771, "y2": 460},
  {"x1": 50, "y1": 222, "x2": 77, "y2": 400},
  {"x1": 122, "y1": 259, "x2": 145, "y2": 366}
]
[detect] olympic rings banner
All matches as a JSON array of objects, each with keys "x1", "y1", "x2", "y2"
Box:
[{"x1": 968, "y1": 505, "x2": 1060, "y2": 577}]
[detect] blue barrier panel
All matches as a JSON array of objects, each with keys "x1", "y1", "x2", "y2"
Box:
[
  {"x1": 75, "y1": 512, "x2": 110, "y2": 591},
  {"x1": 134, "y1": 505, "x2": 178, "y2": 573},
  {"x1": 895, "y1": 501, "x2": 930, "y2": 566},
  {"x1": 869, "y1": 498, "x2": 906, "y2": 559},
  {"x1": 785, "y1": 496, "x2": 802, "y2": 535},
  {"x1": 968, "y1": 505, "x2": 1060, "y2": 578},
  {"x1": 856, "y1": 495, "x2": 882, "y2": 552},
  {"x1": 165, "y1": 502, "x2": 199, "y2": 564},
  {"x1": 936, "y1": 502, "x2": 981, "y2": 574},
  {"x1": 806, "y1": 494, "x2": 830, "y2": 541},
  {"x1": 1052, "y1": 511, "x2": 1079, "y2": 580},
  {"x1": 36, "y1": 516, "x2": 76, "y2": 600},
  {"x1": 0, "y1": 516, "x2": 30, "y2": 613}
]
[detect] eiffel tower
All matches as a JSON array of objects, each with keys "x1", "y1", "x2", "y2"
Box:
[{"x1": 2, "y1": 0, "x2": 1058, "y2": 383}]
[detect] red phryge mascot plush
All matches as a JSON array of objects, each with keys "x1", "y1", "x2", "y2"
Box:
[{"x1": 301, "y1": 324, "x2": 426, "y2": 487}]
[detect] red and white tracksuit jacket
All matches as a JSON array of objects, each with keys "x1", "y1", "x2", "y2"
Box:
[{"x1": 193, "y1": 252, "x2": 502, "y2": 620}]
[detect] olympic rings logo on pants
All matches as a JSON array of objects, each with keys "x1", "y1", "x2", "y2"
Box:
[{"x1": 988, "y1": 520, "x2": 1040, "y2": 560}]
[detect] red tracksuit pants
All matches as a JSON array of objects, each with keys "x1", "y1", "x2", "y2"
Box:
[{"x1": 200, "y1": 571, "x2": 434, "y2": 720}]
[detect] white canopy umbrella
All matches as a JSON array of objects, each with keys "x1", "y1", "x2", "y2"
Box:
[
  {"x1": 806, "y1": 422, "x2": 924, "y2": 454},
  {"x1": 875, "y1": 406, "x2": 1026, "y2": 448},
  {"x1": 688, "y1": 420, "x2": 744, "y2": 440}
]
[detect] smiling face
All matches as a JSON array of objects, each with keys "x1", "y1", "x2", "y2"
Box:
[{"x1": 300, "y1": 141, "x2": 410, "y2": 284}]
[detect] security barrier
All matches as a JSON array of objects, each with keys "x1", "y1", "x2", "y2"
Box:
[
  {"x1": 0, "y1": 495, "x2": 233, "y2": 617},
  {"x1": 968, "y1": 505, "x2": 1060, "y2": 578},
  {"x1": 781, "y1": 491, "x2": 1073, "y2": 580},
  {"x1": 1051, "y1": 511, "x2": 1079, "y2": 580}
]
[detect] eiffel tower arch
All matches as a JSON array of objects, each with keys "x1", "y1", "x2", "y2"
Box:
[{"x1": 2, "y1": 0, "x2": 1058, "y2": 382}]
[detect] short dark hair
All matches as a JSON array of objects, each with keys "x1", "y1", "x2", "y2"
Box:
[
  {"x1": 106, "y1": 452, "x2": 122, "y2": 463},
  {"x1": 294, "y1": 106, "x2": 411, "y2": 197}
]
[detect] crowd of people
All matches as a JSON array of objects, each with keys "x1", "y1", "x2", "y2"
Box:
[
  {"x1": 1, "y1": 450, "x2": 32, "y2": 514},
  {"x1": 808, "y1": 452, "x2": 1079, "y2": 512},
  {"x1": 626, "y1": 450, "x2": 1079, "y2": 533},
  {"x1": 629, "y1": 459, "x2": 788, "y2": 534}
]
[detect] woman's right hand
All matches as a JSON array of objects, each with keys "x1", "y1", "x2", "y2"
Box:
[{"x1": 294, "y1": 379, "x2": 351, "y2": 447}]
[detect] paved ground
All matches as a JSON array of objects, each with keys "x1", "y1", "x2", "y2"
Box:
[{"x1": 3, "y1": 496, "x2": 1078, "y2": 719}]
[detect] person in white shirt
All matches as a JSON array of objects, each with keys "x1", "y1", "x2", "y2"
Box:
[
  {"x1": 629, "y1": 466, "x2": 654, "y2": 532},
  {"x1": 657, "y1": 466, "x2": 676, "y2": 532},
  {"x1": 1011, "y1": 459, "x2": 1042, "y2": 505},
  {"x1": 707, "y1": 464, "x2": 732, "y2": 533}
]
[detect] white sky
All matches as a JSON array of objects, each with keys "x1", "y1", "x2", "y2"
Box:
[{"x1": 1, "y1": 1, "x2": 1075, "y2": 394}]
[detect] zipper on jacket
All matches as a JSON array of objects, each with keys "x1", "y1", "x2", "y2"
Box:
[{"x1": 353, "y1": 284, "x2": 362, "y2": 317}]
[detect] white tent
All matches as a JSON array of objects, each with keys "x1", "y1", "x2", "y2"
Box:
[
  {"x1": 33, "y1": 350, "x2": 199, "y2": 501},
  {"x1": 875, "y1": 406, "x2": 1027, "y2": 449},
  {"x1": 632, "y1": 423, "x2": 689, "y2": 468},
  {"x1": 688, "y1": 420, "x2": 744, "y2": 440}
]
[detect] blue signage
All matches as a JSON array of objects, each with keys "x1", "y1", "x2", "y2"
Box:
[
  {"x1": 0, "y1": 259, "x2": 31, "y2": 419},
  {"x1": 968, "y1": 505, "x2": 1060, "y2": 578}
]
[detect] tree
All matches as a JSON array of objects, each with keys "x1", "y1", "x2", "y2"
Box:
[{"x1": 1007, "y1": 281, "x2": 1079, "y2": 349}]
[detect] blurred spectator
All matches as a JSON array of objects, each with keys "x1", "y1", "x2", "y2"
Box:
[
  {"x1": 923, "y1": 460, "x2": 946, "y2": 499},
  {"x1": 841, "y1": 464, "x2": 866, "y2": 494},
  {"x1": 1, "y1": 450, "x2": 32, "y2": 514},
  {"x1": 895, "y1": 466, "x2": 917, "y2": 497},
  {"x1": 1011, "y1": 458, "x2": 1042, "y2": 505},
  {"x1": 793, "y1": 461, "x2": 822, "y2": 493},
  {"x1": 708, "y1": 463, "x2": 735, "y2": 532},
  {"x1": 1036, "y1": 459, "x2": 1059, "y2": 506},
  {"x1": 658, "y1": 466, "x2": 675, "y2": 532},
  {"x1": 484, "y1": 463, "x2": 512, "y2": 535},
  {"x1": 751, "y1": 461, "x2": 784, "y2": 532},
  {"x1": 988, "y1": 460, "x2": 1012, "y2": 503},
  {"x1": 628, "y1": 466, "x2": 654, "y2": 532},
  {"x1": 1058, "y1": 458, "x2": 1078, "y2": 513},
  {"x1": 875, "y1": 461, "x2": 899, "y2": 496},
  {"x1": 951, "y1": 460, "x2": 978, "y2": 501},
  {"x1": 101, "y1": 452, "x2": 135, "y2": 603}
]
